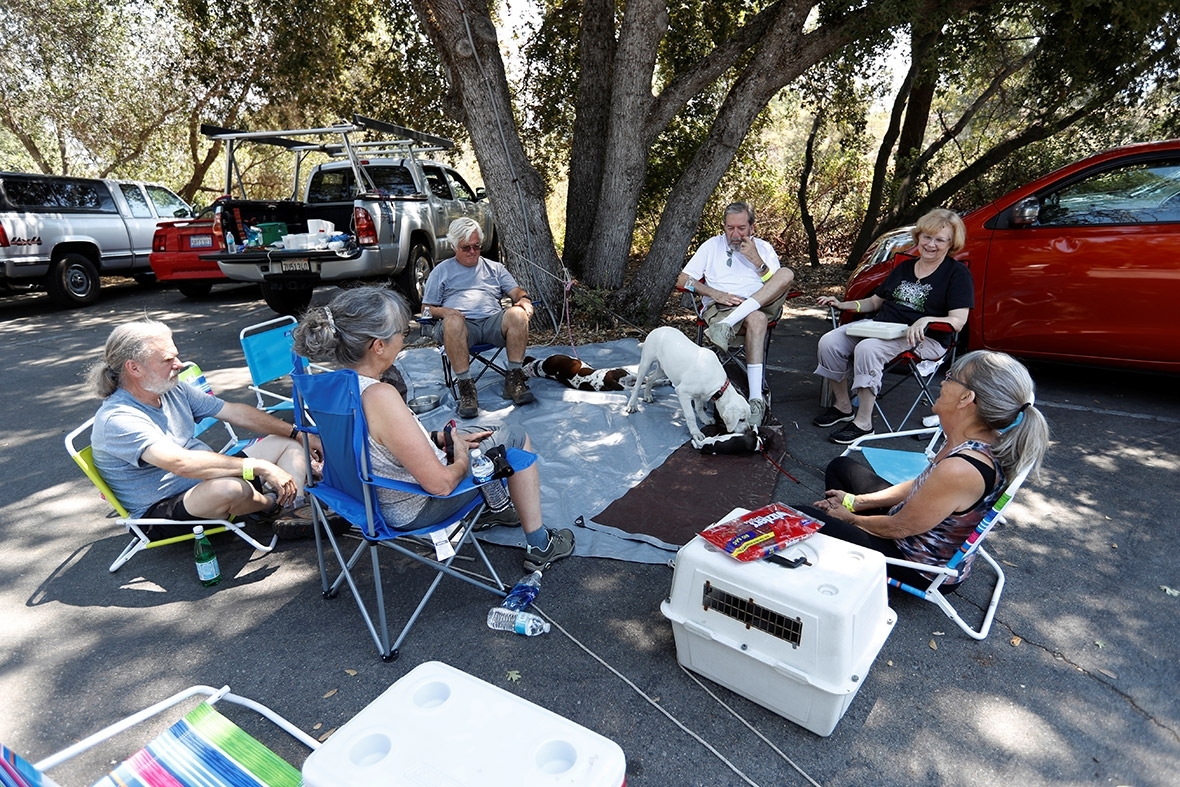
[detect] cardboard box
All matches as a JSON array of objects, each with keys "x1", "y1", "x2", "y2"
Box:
[
  {"x1": 302, "y1": 661, "x2": 627, "y2": 786},
  {"x1": 661, "y1": 527, "x2": 896, "y2": 736}
]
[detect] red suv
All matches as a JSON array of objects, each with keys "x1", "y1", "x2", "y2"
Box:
[{"x1": 844, "y1": 139, "x2": 1180, "y2": 372}]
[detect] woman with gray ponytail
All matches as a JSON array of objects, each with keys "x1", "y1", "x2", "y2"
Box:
[
  {"x1": 293, "y1": 286, "x2": 575, "y2": 573},
  {"x1": 798, "y1": 350, "x2": 1048, "y2": 587}
]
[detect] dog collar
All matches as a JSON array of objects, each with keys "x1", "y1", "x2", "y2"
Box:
[{"x1": 710, "y1": 378, "x2": 730, "y2": 401}]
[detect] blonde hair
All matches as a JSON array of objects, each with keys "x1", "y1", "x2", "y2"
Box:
[{"x1": 910, "y1": 208, "x2": 967, "y2": 255}]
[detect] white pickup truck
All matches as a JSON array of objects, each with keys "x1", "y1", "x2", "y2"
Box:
[
  {"x1": 201, "y1": 117, "x2": 497, "y2": 315},
  {"x1": 0, "y1": 172, "x2": 193, "y2": 307}
]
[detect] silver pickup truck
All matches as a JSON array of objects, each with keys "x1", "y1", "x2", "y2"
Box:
[
  {"x1": 202, "y1": 117, "x2": 497, "y2": 315},
  {"x1": 0, "y1": 172, "x2": 193, "y2": 307}
]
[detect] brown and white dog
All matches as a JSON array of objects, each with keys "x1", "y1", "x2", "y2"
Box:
[
  {"x1": 522, "y1": 354, "x2": 634, "y2": 392},
  {"x1": 625, "y1": 326, "x2": 752, "y2": 447}
]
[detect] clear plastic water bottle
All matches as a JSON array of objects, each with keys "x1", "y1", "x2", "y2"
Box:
[
  {"x1": 486, "y1": 607, "x2": 550, "y2": 636},
  {"x1": 193, "y1": 526, "x2": 221, "y2": 587},
  {"x1": 470, "y1": 448, "x2": 511, "y2": 512},
  {"x1": 225, "y1": 231, "x2": 236, "y2": 254},
  {"x1": 501, "y1": 570, "x2": 542, "y2": 611}
]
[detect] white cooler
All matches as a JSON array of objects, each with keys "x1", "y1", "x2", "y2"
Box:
[
  {"x1": 661, "y1": 527, "x2": 896, "y2": 736},
  {"x1": 301, "y1": 661, "x2": 627, "y2": 786}
]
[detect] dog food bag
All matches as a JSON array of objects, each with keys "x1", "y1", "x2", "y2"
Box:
[{"x1": 700, "y1": 503, "x2": 822, "y2": 562}]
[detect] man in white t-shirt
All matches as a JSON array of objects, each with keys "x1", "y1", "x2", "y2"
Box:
[{"x1": 675, "y1": 202, "x2": 795, "y2": 427}]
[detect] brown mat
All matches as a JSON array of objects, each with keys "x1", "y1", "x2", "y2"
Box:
[{"x1": 594, "y1": 423, "x2": 790, "y2": 547}]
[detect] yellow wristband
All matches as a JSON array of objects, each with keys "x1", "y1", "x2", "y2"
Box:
[
  {"x1": 242, "y1": 460, "x2": 255, "y2": 482},
  {"x1": 855, "y1": 300, "x2": 862, "y2": 312},
  {"x1": 760, "y1": 269, "x2": 773, "y2": 282},
  {"x1": 842, "y1": 493, "x2": 856, "y2": 512}
]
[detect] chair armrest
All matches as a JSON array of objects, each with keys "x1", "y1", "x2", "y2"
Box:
[{"x1": 367, "y1": 447, "x2": 538, "y2": 499}]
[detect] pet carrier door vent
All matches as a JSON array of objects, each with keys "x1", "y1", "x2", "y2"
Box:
[{"x1": 702, "y1": 581, "x2": 803, "y2": 646}]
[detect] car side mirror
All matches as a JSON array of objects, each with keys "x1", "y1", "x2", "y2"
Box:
[
  {"x1": 475, "y1": 187, "x2": 487, "y2": 201},
  {"x1": 1011, "y1": 197, "x2": 1040, "y2": 226}
]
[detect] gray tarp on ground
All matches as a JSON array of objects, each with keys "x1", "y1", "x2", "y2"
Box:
[{"x1": 394, "y1": 339, "x2": 684, "y2": 564}]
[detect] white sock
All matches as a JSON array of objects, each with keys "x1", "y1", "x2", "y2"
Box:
[
  {"x1": 723, "y1": 297, "x2": 761, "y2": 326},
  {"x1": 747, "y1": 364, "x2": 764, "y2": 400}
]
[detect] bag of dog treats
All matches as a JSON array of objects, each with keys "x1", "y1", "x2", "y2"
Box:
[{"x1": 700, "y1": 503, "x2": 822, "y2": 562}]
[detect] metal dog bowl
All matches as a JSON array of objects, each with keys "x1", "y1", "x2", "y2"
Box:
[{"x1": 407, "y1": 394, "x2": 441, "y2": 414}]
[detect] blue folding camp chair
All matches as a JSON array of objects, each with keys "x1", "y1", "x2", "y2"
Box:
[
  {"x1": 416, "y1": 314, "x2": 508, "y2": 400},
  {"x1": 291, "y1": 366, "x2": 536, "y2": 661}
]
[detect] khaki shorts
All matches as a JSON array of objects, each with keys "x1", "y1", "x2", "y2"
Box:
[{"x1": 703, "y1": 291, "x2": 789, "y2": 329}]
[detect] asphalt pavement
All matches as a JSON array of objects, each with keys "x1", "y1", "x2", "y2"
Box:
[{"x1": 1, "y1": 279, "x2": 1177, "y2": 786}]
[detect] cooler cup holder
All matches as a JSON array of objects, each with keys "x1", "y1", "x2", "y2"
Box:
[
  {"x1": 349, "y1": 732, "x2": 392, "y2": 767},
  {"x1": 412, "y1": 680, "x2": 452, "y2": 709},
  {"x1": 535, "y1": 739, "x2": 578, "y2": 774}
]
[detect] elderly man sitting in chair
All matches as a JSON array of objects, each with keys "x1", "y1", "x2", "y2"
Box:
[
  {"x1": 89, "y1": 319, "x2": 321, "y2": 539},
  {"x1": 675, "y1": 201, "x2": 795, "y2": 427},
  {"x1": 424, "y1": 217, "x2": 535, "y2": 419}
]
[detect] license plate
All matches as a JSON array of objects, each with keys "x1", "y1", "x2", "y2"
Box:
[
  {"x1": 187, "y1": 235, "x2": 213, "y2": 249},
  {"x1": 281, "y1": 258, "x2": 311, "y2": 272}
]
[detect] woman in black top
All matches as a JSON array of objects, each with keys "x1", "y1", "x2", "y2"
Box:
[{"x1": 814, "y1": 208, "x2": 975, "y2": 444}]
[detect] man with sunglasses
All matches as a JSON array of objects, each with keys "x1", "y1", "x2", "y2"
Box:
[{"x1": 423, "y1": 217, "x2": 535, "y2": 418}]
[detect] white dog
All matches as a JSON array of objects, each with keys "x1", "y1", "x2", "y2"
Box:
[{"x1": 625, "y1": 326, "x2": 752, "y2": 447}]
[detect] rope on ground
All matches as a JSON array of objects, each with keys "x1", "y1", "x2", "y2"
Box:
[
  {"x1": 762, "y1": 447, "x2": 800, "y2": 483},
  {"x1": 678, "y1": 665, "x2": 824, "y2": 787}
]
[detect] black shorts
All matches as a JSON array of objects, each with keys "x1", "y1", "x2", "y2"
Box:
[{"x1": 142, "y1": 491, "x2": 199, "y2": 540}]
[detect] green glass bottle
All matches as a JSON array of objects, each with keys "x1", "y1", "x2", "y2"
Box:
[{"x1": 193, "y1": 525, "x2": 221, "y2": 587}]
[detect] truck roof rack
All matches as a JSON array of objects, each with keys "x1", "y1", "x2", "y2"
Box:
[{"x1": 352, "y1": 115, "x2": 454, "y2": 151}]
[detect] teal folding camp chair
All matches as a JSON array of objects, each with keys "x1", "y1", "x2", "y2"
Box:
[
  {"x1": 840, "y1": 426, "x2": 944, "y2": 485},
  {"x1": 3, "y1": 684, "x2": 317, "y2": 787},
  {"x1": 291, "y1": 366, "x2": 536, "y2": 661},
  {"x1": 239, "y1": 316, "x2": 300, "y2": 414}
]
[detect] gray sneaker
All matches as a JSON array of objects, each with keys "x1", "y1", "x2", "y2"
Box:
[
  {"x1": 523, "y1": 526, "x2": 576, "y2": 572},
  {"x1": 704, "y1": 321, "x2": 736, "y2": 350},
  {"x1": 473, "y1": 504, "x2": 521, "y2": 532},
  {"x1": 749, "y1": 398, "x2": 767, "y2": 429},
  {"x1": 457, "y1": 378, "x2": 479, "y2": 419}
]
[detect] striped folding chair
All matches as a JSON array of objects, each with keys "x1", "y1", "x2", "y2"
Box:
[{"x1": 8, "y1": 685, "x2": 317, "y2": 787}]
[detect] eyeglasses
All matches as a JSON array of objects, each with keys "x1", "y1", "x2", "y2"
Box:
[
  {"x1": 943, "y1": 372, "x2": 974, "y2": 392},
  {"x1": 457, "y1": 243, "x2": 481, "y2": 252},
  {"x1": 919, "y1": 233, "x2": 952, "y2": 246}
]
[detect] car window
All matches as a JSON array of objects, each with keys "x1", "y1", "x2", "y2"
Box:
[
  {"x1": 1038, "y1": 159, "x2": 1180, "y2": 226},
  {"x1": 307, "y1": 169, "x2": 354, "y2": 203},
  {"x1": 422, "y1": 166, "x2": 452, "y2": 199},
  {"x1": 2, "y1": 177, "x2": 116, "y2": 212},
  {"x1": 120, "y1": 184, "x2": 154, "y2": 218},
  {"x1": 146, "y1": 184, "x2": 192, "y2": 218},
  {"x1": 55, "y1": 179, "x2": 117, "y2": 211},
  {"x1": 3, "y1": 178, "x2": 60, "y2": 208},
  {"x1": 365, "y1": 165, "x2": 417, "y2": 197},
  {"x1": 446, "y1": 169, "x2": 475, "y2": 201}
]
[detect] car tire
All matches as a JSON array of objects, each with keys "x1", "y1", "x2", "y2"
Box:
[
  {"x1": 177, "y1": 282, "x2": 214, "y2": 298},
  {"x1": 46, "y1": 253, "x2": 100, "y2": 308},
  {"x1": 397, "y1": 242, "x2": 433, "y2": 312},
  {"x1": 485, "y1": 230, "x2": 501, "y2": 261},
  {"x1": 261, "y1": 282, "x2": 313, "y2": 316}
]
